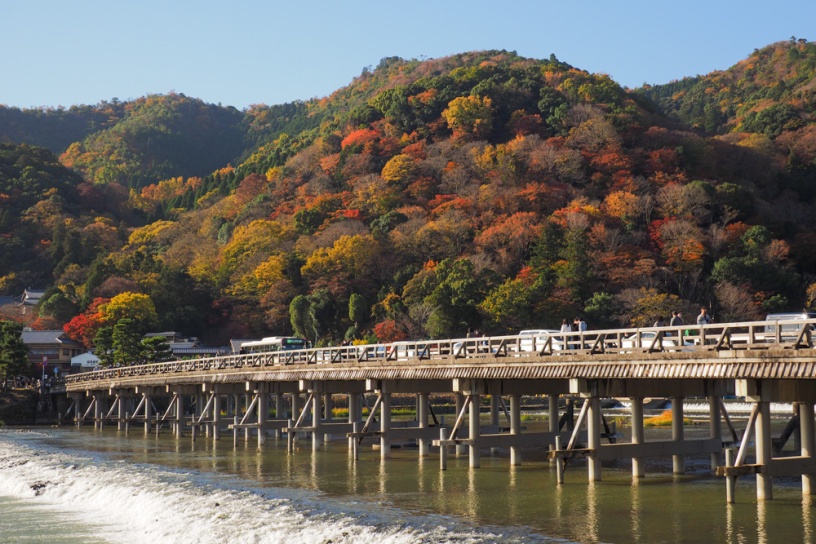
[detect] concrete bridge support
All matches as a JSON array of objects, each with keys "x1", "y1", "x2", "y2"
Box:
[
  {"x1": 417, "y1": 392, "x2": 429, "y2": 457},
  {"x1": 311, "y1": 387, "x2": 323, "y2": 450},
  {"x1": 258, "y1": 391, "x2": 269, "y2": 447},
  {"x1": 672, "y1": 396, "x2": 685, "y2": 474},
  {"x1": 631, "y1": 397, "x2": 645, "y2": 478},
  {"x1": 380, "y1": 390, "x2": 392, "y2": 459},
  {"x1": 455, "y1": 393, "x2": 466, "y2": 456},
  {"x1": 709, "y1": 395, "x2": 722, "y2": 470},
  {"x1": 348, "y1": 392, "x2": 361, "y2": 451},
  {"x1": 802, "y1": 402, "x2": 815, "y2": 495},
  {"x1": 510, "y1": 394, "x2": 521, "y2": 466},
  {"x1": 586, "y1": 395, "x2": 602, "y2": 482}
]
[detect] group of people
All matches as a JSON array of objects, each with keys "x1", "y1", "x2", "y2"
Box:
[
  {"x1": 560, "y1": 317, "x2": 588, "y2": 334},
  {"x1": 0, "y1": 375, "x2": 36, "y2": 391},
  {"x1": 653, "y1": 308, "x2": 713, "y2": 328}
]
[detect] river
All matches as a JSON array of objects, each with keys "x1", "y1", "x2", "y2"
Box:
[{"x1": 0, "y1": 420, "x2": 813, "y2": 543}]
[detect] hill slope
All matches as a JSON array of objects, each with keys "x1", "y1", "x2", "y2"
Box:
[{"x1": 2, "y1": 46, "x2": 816, "y2": 350}]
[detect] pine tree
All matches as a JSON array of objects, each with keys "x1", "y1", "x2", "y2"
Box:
[{"x1": 0, "y1": 321, "x2": 30, "y2": 379}]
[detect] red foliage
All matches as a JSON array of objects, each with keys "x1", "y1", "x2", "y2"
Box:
[
  {"x1": 402, "y1": 141, "x2": 427, "y2": 160},
  {"x1": 341, "y1": 128, "x2": 380, "y2": 150},
  {"x1": 373, "y1": 319, "x2": 409, "y2": 343},
  {"x1": 63, "y1": 312, "x2": 104, "y2": 347},
  {"x1": 648, "y1": 217, "x2": 675, "y2": 250}
]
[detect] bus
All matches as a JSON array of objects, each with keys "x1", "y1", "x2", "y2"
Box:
[{"x1": 240, "y1": 336, "x2": 308, "y2": 354}]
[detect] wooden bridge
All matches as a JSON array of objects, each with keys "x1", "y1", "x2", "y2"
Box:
[{"x1": 55, "y1": 318, "x2": 816, "y2": 503}]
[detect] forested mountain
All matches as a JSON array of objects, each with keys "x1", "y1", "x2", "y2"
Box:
[{"x1": 3, "y1": 44, "x2": 816, "y2": 351}]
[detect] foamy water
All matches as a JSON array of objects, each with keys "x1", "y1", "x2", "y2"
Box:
[{"x1": 0, "y1": 429, "x2": 530, "y2": 544}]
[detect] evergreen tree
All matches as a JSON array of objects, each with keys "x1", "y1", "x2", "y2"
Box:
[
  {"x1": 93, "y1": 326, "x2": 114, "y2": 367},
  {"x1": 141, "y1": 335, "x2": 173, "y2": 364},
  {"x1": 112, "y1": 319, "x2": 143, "y2": 366},
  {"x1": 0, "y1": 321, "x2": 30, "y2": 379}
]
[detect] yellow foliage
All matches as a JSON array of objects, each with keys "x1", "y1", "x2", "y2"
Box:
[
  {"x1": 253, "y1": 255, "x2": 286, "y2": 291},
  {"x1": 644, "y1": 410, "x2": 693, "y2": 427},
  {"x1": 128, "y1": 221, "x2": 176, "y2": 246},
  {"x1": 381, "y1": 154, "x2": 416, "y2": 184},
  {"x1": 221, "y1": 220, "x2": 287, "y2": 273},
  {"x1": 301, "y1": 234, "x2": 378, "y2": 280},
  {"x1": 99, "y1": 292, "x2": 157, "y2": 326}
]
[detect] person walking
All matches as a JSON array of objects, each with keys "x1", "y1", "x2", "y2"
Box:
[
  {"x1": 670, "y1": 311, "x2": 683, "y2": 327},
  {"x1": 697, "y1": 307, "x2": 712, "y2": 326},
  {"x1": 560, "y1": 318, "x2": 572, "y2": 350},
  {"x1": 576, "y1": 317, "x2": 588, "y2": 349},
  {"x1": 653, "y1": 316, "x2": 666, "y2": 327}
]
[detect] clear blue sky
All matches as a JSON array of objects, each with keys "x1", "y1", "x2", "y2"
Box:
[{"x1": 2, "y1": 1, "x2": 814, "y2": 111}]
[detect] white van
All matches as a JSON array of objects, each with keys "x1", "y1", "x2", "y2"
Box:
[
  {"x1": 764, "y1": 312, "x2": 816, "y2": 342},
  {"x1": 518, "y1": 329, "x2": 562, "y2": 352}
]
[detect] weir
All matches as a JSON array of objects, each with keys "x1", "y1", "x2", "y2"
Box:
[{"x1": 55, "y1": 318, "x2": 816, "y2": 503}]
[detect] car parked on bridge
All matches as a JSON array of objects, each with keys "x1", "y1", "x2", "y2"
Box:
[
  {"x1": 519, "y1": 329, "x2": 565, "y2": 352},
  {"x1": 764, "y1": 313, "x2": 816, "y2": 344},
  {"x1": 619, "y1": 331, "x2": 694, "y2": 352}
]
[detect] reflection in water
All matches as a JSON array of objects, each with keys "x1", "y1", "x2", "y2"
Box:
[
  {"x1": 725, "y1": 503, "x2": 734, "y2": 544},
  {"x1": 467, "y1": 468, "x2": 479, "y2": 519},
  {"x1": 756, "y1": 500, "x2": 767, "y2": 544},
  {"x1": 507, "y1": 466, "x2": 517, "y2": 521},
  {"x1": 585, "y1": 482, "x2": 598, "y2": 543},
  {"x1": 804, "y1": 495, "x2": 812, "y2": 543},
  {"x1": 630, "y1": 480, "x2": 641, "y2": 543},
  {"x1": 379, "y1": 458, "x2": 387, "y2": 496}
]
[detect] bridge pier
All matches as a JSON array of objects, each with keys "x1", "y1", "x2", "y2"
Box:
[
  {"x1": 311, "y1": 384, "x2": 323, "y2": 450},
  {"x1": 417, "y1": 393, "x2": 429, "y2": 457},
  {"x1": 93, "y1": 393, "x2": 102, "y2": 430},
  {"x1": 709, "y1": 395, "x2": 722, "y2": 470},
  {"x1": 802, "y1": 402, "x2": 815, "y2": 495},
  {"x1": 587, "y1": 395, "x2": 601, "y2": 482},
  {"x1": 631, "y1": 397, "x2": 645, "y2": 478},
  {"x1": 379, "y1": 388, "x2": 391, "y2": 459},
  {"x1": 348, "y1": 392, "x2": 362, "y2": 451},
  {"x1": 468, "y1": 390, "x2": 480, "y2": 469},
  {"x1": 510, "y1": 394, "x2": 521, "y2": 466},
  {"x1": 672, "y1": 396, "x2": 685, "y2": 474},
  {"x1": 274, "y1": 392, "x2": 283, "y2": 439},
  {"x1": 548, "y1": 394, "x2": 558, "y2": 463}
]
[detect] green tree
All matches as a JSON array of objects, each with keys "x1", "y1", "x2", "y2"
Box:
[
  {"x1": 425, "y1": 259, "x2": 490, "y2": 337},
  {"x1": 0, "y1": 321, "x2": 30, "y2": 379},
  {"x1": 289, "y1": 295, "x2": 314, "y2": 341},
  {"x1": 112, "y1": 319, "x2": 143, "y2": 366},
  {"x1": 93, "y1": 326, "x2": 115, "y2": 367},
  {"x1": 38, "y1": 289, "x2": 79, "y2": 324},
  {"x1": 141, "y1": 335, "x2": 173, "y2": 364}
]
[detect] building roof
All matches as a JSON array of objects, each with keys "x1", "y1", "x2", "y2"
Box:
[
  {"x1": 20, "y1": 289, "x2": 46, "y2": 305},
  {"x1": 22, "y1": 330, "x2": 83, "y2": 347},
  {"x1": 71, "y1": 352, "x2": 100, "y2": 366}
]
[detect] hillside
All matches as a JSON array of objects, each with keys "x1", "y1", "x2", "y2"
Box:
[{"x1": 2, "y1": 45, "x2": 816, "y2": 350}]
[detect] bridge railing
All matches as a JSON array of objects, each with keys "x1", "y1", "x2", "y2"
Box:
[{"x1": 62, "y1": 318, "x2": 816, "y2": 385}]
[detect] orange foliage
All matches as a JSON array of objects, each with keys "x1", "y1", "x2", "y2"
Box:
[{"x1": 341, "y1": 128, "x2": 380, "y2": 150}]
